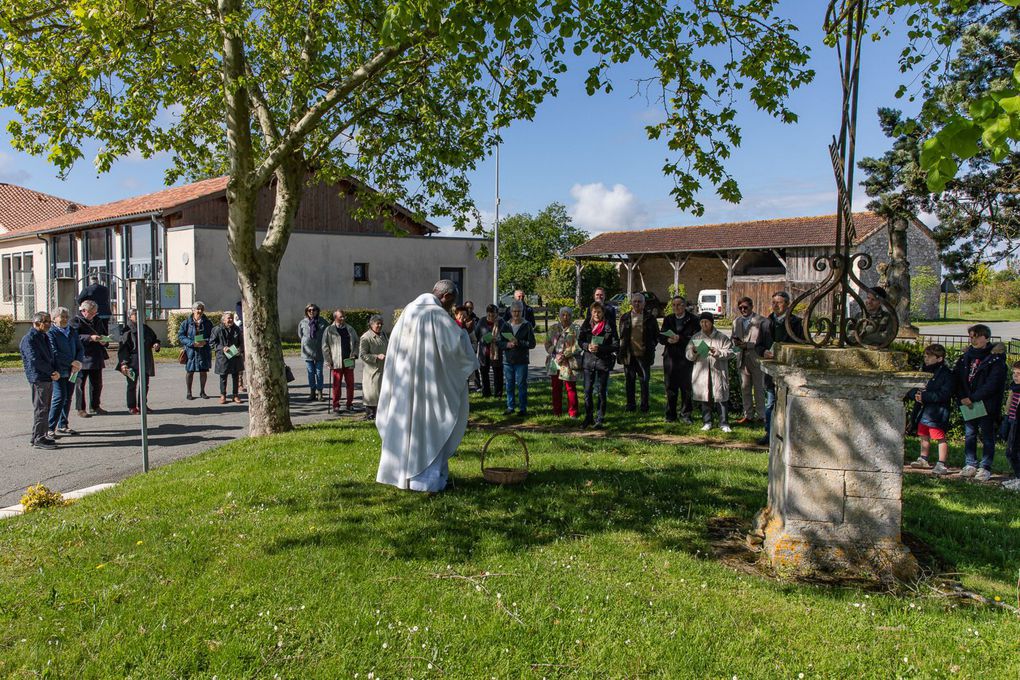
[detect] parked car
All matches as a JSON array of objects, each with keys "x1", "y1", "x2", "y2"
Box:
[
  {"x1": 697, "y1": 289, "x2": 728, "y2": 317},
  {"x1": 612, "y1": 291, "x2": 664, "y2": 318}
]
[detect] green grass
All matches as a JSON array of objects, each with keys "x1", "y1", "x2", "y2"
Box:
[
  {"x1": 916, "y1": 301, "x2": 1020, "y2": 325},
  {"x1": 1, "y1": 381, "x2": 1018, "y2": 677}
]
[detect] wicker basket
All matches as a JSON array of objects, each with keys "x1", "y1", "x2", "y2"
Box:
[{"x1": 481, "y1": 430, "x2": 530, "y2": 485}]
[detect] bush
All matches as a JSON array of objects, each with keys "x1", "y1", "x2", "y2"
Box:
[
  {"x1": 0, "y1": 314, "x2": 14, "y2": 348},
  {"x1": 537, "y1": 258, "x2": 621, "y2": 304},
  {"x1": 20, "y1": 484, "x2": 72, "y2": 512},
  {"x1": 667, "y1": 283, "x2": 687, "y2": 300},
  {"x1": 323, "y1": 308, "x2": 381, "y2": 336},
  {"x1": 167, "y1": 311, "x2": 224, "y2": 347},
  {"x1": 542, "y1": 297, "x2": 583, "y2": 319}
]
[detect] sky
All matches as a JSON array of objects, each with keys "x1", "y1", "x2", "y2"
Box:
[{"x1": 0, "y1": 2, "x2": 928, "y2": 237}]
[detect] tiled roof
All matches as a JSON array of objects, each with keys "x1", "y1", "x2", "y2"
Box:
[
  {"x1": 3, "y1": 176, "x2": 230, "y2": 238},
  {"x1": 565, "y1": 212, "x2": 905, "y2": 258},
  {"x1": 0, "y1": 183, "x2": 85, "y2": 233}
]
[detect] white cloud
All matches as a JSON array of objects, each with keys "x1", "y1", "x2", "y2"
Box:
[
  {"x1": 569, "y1": 182, "x2": 648, "y2": 232},
  {"x1": 0, "y1": 151, "x2": 31, "y2": 184}
]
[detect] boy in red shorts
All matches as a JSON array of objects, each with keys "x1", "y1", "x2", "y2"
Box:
[{"x1": 908, "y1": 344, "x2": 954, "y2": 475}]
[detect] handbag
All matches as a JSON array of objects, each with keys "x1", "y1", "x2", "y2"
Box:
[
  {"x1": 285, "y1": 365, "x2": 296, "y2": 383},
  {"x1": 177, "y1": 349, "x2": 187, "y2": 364}
]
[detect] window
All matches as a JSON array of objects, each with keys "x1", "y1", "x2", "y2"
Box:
[
  {"x1": 354, "y1": 262, "x2": 369, "y2": 282},
  {"x1": 52, "y1": 234, "x2": 76, "y2": 278},
  {"x1": 1, "y1": 254, "x2": 11, "y2": 302},
  {"x1": 439, "y1": 267, "x2": 464, "y2": 305},
  {"x1": 3, "y1": 251, "x2": 34, "y2": 302}
]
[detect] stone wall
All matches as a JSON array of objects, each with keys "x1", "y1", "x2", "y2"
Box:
[{"x1": 856, "y1": 223, "x2": 941, "y2": 320}]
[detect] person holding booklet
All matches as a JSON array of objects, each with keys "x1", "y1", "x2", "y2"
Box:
[
  {"x1": 71, "y1": 299, "x2": 110, "y2": 417},
  {"x1": 322, "y1": 309, "x2": 359, "y2": 413},
  {"x1": 46, "y1": 306, "x2": 84, "y2": 438},
  {"x1": 952, "y1": 324, "x2": 1007, "y2": 482},
  {"x1": 359, "y1": 315, "x2": 389, "y2": 420},
  {"x1": 545, "y1": 306, "x2": 581, "y2": 417},
  {"x1": 497, "y1": 300, "x2": 537, "y2": 416},
  {"x1": 475, "y1": 304, "x2": 506, "y2": 400},
  {"x1": 117, "y1": 308, "x2": 161, "y2": 415},
  {"x1": 658, "y1": 296, "x2": 701, "y2": 423},
  {"x1": 685, "y1": 312, "x2": 734, "y2": 433},
  {"x1": 21, "y1": 312, "x2": 60, "y2": 449},
  {"x1": 179, "y1": 301, "x2": 214, "y2": 400},
  {"x1": 578, "y1": 301, "x2": 620, "y2": 429},
  {"x1": 210, "y1": 310, "x2": 244, "y2": 404}
]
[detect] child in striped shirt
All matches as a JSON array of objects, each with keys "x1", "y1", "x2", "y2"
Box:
[{"x1": 1001, "y1": 361, "x2": 1020, "y2": 491}]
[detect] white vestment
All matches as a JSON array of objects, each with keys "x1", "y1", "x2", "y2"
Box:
[{"x1": 376, "y1": 293, "x2": 479, "y2": 491}]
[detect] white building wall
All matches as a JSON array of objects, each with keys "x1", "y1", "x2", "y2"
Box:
[
  {"x1": 186, "y1": 227, "x2": 492, "y2": 333},
  {"x1": 0, "y1": 235, "x2": 49, "y2": 320}
]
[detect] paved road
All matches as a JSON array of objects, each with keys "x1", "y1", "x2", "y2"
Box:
[
  {"x1": 0, "y1": 352, "x2": 569, "y2": 508},
  {"x1": 917, "y1": 321, "x2": 1020, "y2": 340}
]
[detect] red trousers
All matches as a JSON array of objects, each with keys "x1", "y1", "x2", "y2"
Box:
[
  {"x1": 551, "y1": 375, "x2": 579, "y2": 417},
  {"x1": 331, "y1": 367, "x2": 355, "y2": 409}
]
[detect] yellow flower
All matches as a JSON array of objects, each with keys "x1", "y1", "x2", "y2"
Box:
[
  {"x1": 96, "y1": 564, "x2": 105, "y2": 570},
  {"x1": 136, "y1": 540, "x2": 143, "y2": 546}
]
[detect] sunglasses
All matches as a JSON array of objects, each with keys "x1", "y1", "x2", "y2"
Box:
[{"x1": 738, "y1": 305, "x2": 751, "y2": 311}]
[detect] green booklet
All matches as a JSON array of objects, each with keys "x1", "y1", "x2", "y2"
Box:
[
  {"x1": 960, "y1": 401, "x2": 987, "y2": 421},
  {"x1": 591, "y1": 335, "x2": 605, "y2": 346},
  {"x1": 343, "y1": 357, "x2": 355, "y2": 368},
  {"x1": 482, "y1": 332, "x2": 493, "y2": 343},
  {"x1": 662, "y1": 329, "x2": 677, "y2": 338},
  {"x1": 502, "y1": 332, "x2": 515, "y2": 341},
  {"x1": 194, "y1": 333, "x2": 205, "y2": 343},
  {"x1": 224, "y1": 345, "x2": 239, "y2": 359},
  {"x1": 68, "y1": 370, "x2": 79, "y2": 384},
  {"x1": 547, "y1": 357, "x2": 559, "y2": 373},
  {"x1": 100, "y1": 335, "x2": 112, "y2": 343},
  {"x1": 127, "y1": 369, "x2": 136, "y2": 381},
  {"x1": 696, "y1": 340, "x2": 710, "y2": 358}
]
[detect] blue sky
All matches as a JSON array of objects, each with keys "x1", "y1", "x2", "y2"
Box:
[{"x1": 0, "y1": 2, "x2": 924, "y2": 236}]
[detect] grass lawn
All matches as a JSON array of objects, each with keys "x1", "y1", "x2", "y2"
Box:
[
  {"x1": 1, "y1": 379, "x2": 1018, "y2": 677},
  {"x1": 916, "y1": 301, "x2": 1020, "y2": 325}
]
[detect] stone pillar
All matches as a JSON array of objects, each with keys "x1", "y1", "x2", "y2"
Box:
[{"x1": 754, "y1": 344, "x2": 925, "y2": 582}]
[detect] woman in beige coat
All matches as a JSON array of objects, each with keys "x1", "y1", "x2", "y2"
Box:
[
  {"x1": 358, "y1": 315, "x2": 388, "y2": 420},
  {"x1": 685, "y1": 312, "x2": 734, "y2": 432}
]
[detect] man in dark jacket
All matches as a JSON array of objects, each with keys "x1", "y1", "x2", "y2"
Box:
[
  {"x1": 502, "y1": 289, "x2": 537, "y2": 327},
  {"x1": 47, "y1": 306, "x2": 84, "y2": 437},
  {"x1": 19, "y1": 311, "x2": 60, "y2": 449},
  {"x1": 584, "y1": 287, "x2": 618, "y2": 329},
  {"x1": 71, "y1": 300, "x2": 110, "y2": 417},
  {"x1": 77, "y1": 275, "x2": 112, "y2": 320},
  {"x1": 756, "y1": 291, "x2": 805, "y2": 446},
  {"x1": 618, "y1": 292, "x2": 660, "y2": 413},
  {"x1": 117, "y1": 308, "x2": 162, "y2": 414},
  {"x1": 907, "y1": 344, "x2": 954, "y2": 475},
  {"x1": 953, "y1": 324, "x2": 1008, "y2": 482},
  {"x1": 659, "y1": 295, "x2": 701, "y2": 423}
]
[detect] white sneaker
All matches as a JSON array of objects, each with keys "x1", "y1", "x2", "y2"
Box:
[
  {"x1": 932, "y1": 462, "x2": 950, "y2": 476},
  {"x1": 700, "y1": 423, "x2": 712, "y2": 431},
  {"x1": 1000, "y1": 478, "x2": 1020, "y2": 491},
  {"x1": 720, "y1": 424, "x2": 733, "y2": 433},
  {"x1": 959, "y1": 465, "x2": 978, "y2": 478},
  {"x1": 974, "y1": 468, "x2": 992, "y2": 482},
  {"x1": 909, "y1": 457, "x2": 931, "y2": 469}
]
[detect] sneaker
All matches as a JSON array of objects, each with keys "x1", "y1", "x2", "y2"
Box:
[
  {"x1": 959, "y1": 465, "x2": 978, "y2": 478},
  {"x1": 307, "y1": 393, "x2": 317, "y2": 402},
  {"x1": 909, "y1": 457, "x2": 931, "y2": 469},
  {"x1": 32, "y1": 439, "x2": 57, "y2": 450},
  {"x1": 46, "y1": 430, "x2": 59, "y2": 439},
  {"x1": 720, "y1": 424, "x2": 733, "y2": 433},
  {"x1": 700, "y1": 423, "x2": 712, "y2": 432},
  {"x1": 200, "y1": 392, "x2": 209, "y2": 399},
  {"x1": 931, "y1": 462, "x2": 950, "y2": 476},
  {"x1": 974, "y1": 468, "x2": 992, "y2": 482},
  {"x1": 56, "y1": 427, "x2": 78, "y2": 435},
  {"x1": 40, "y1": 437, "x2": 57, "y2": 446},
  {"x1": 1000, "y1": 478, "x2": 1020, "y2": 491}
]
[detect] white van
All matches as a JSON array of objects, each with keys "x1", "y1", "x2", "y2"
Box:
[{"x1": 697, "y1": 289, "x2": 728, "y2": 317}]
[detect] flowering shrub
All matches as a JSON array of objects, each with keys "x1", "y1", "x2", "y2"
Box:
[{"x1": 20, "y1": 484, "x2": 72, "y2": 512}]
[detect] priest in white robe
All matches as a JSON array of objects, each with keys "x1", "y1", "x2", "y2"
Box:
[{"x1": 376, "y1": 280, "x2": 480, "y2": 492}]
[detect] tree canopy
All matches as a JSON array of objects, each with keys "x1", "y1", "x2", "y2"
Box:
[{"x1": 496, "y1": 203, "x2": 587, "y2": 294}]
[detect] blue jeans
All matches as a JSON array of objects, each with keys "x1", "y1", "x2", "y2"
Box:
[
  {"x1": 763, "y1": 386, "x2": 777, "y2": 441},
  {"x1": 305, "y1": 360, "x2": 324, "y2": 393},
  {"x1": 48, "y1": 377, "x2": 73, "y2": 430},
  {"x1": 963, "y1": 414, "x2": 996, "y2": 470},
  {"x1": 504, "y1": 363, "x2": 528, "y2": 412}
]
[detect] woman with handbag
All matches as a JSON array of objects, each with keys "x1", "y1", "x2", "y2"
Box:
[
  {"x1": 178, "y1": 301, "x2": 214, "y2": 400},
  {"x1": 210, "y1": 311, "x2": 245, "y2": 404}
]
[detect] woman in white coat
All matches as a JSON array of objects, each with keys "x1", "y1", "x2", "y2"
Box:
[{"x1": 685, "y1": 312, "x2": 734, "y2": 432}]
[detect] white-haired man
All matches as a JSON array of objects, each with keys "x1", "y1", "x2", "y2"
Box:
[{"x1": 376, "y1": 280, "x2": 479, "y2": 492}]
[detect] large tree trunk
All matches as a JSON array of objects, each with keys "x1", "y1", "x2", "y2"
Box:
[{"x1": 886, "y1": 217, "x2": 917, "y2": 334}]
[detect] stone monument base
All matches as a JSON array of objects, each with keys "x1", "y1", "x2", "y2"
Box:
[{"x1": 756, "y1": 345, "x2": 926, "y2": 583}]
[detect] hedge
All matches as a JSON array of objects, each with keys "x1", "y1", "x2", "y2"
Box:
[
  {"x1": 0, "y1": 315, "x2": 14, "y2": 349},
  {"x1": 321, "y1": 308, "x2": 381, "y2": 336},
  {"x1": 166, "y1": 312, "x2": 224, "y2": 347},
  {"x1": 170, "y1": 308, "x2": 382, "y2": 346}
]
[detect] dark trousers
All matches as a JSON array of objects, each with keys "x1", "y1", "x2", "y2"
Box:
[
  {"x1": 219, "y1": 371, "x2": 240, "y2": 397},
  {"x1": 74, "y1": 368, "x2": 103, "y2": 411},
  {"x1": 698, "y1": 400, "x2": 729, "y2": 426},
  {"x1": 31, "y1": 382, "x2": 53, "y2": 443},
  {"x1": 48, "y1": 377, "x2": 73, "y2": 430},
  {"x1": 624, "y1": 355, "x2": 653, "y2": 411},
  {"x1": 963, "y1": 414, "x2": 996, "y2": 470},
  {"x1": 583, "y1": 367, "x2": 610, "y2": 424},
  {"x1": 664, "y1": 358, "x2": 693, "y2": 421},
  {"x1": 479, "y1": 356, "x2": 503, "y2": 398},
  {"x1": 1005, "y1": 420, "x2": 1020, "y2": 477},
  {"x1": 127, "y1": 375, "x2": 151, "y2": 410}
]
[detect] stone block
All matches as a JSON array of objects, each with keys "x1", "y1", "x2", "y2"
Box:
[
  {"x1": 845, "y1": 471, "x2": 901, "y2": 500},
  {"x1": 774, "y1": 344, "x2": 912, "y2": 372},
  {"x1": 785, "y1": 467, "x2": 845, "y2": 523},
  {"x1": 785, "y1": 395, "x2": 903, "y2": 472},
  {"x1": 843, "y1": 497, "x2": 901, "y2": 540}
]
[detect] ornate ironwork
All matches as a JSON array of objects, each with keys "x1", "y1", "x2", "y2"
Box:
[{"x1": 786, "y1": 0, "x2": 899, "y2": 349}]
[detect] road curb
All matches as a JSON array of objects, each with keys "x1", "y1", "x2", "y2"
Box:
[{"x1": 0, "y1": 482, "x2": 118, "y2": 520}]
